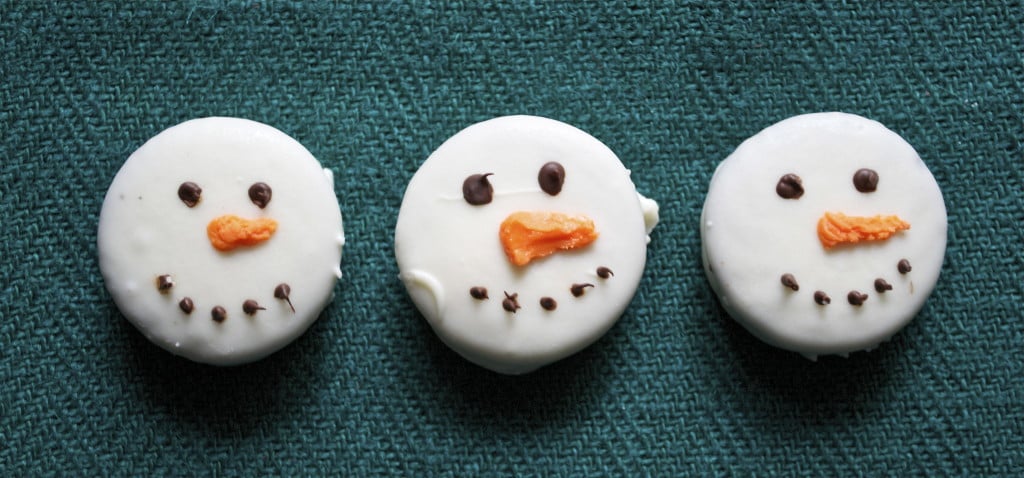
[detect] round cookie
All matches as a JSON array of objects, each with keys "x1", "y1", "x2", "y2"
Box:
[
  {"x1": 701, "y1": 112, "x2": 946, "y2": 359},
  {"x1": 395, "y1": 116, "x2": 658, "y2": 374},
  {"x1": 98, "y1": 117, "x2": 344, "y2": 365}
]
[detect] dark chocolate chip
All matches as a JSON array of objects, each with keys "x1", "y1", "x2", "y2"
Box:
[
  {"x1": 177, "y1": 182, "x2": 202, "y2": 207},
  {"x1": 570, "y1": 283, "x2": 594, "y2": 297},
  {"x1": 780, "y1": 273, "x2": 799, "y2": 291},
  {"x1": 462, "y1": 173, "x2": 494, "y2": 205},
  {"x1": 248, "y1": 182, "x2": 272, "y2": 208},
  {"x1": 853, "y1": 168, "x2": 879, "y2": 192},
  {"x1": 242, "y1": 299, "x2": 265, "y2": 315},
  {"x1": 470, "y1": 287, "x2": 488, "y2": 300},
  {"x1": 874, "y1": 278, "x2": 893, "y2": 293},
  {"x1": 211, "y1": 306, "x2": 227, "y2": 322},
  {"x1": 538, "y1": 161, "x2": 566, "y2": 196},
  {"x1": 156, "y1": 274, "x2": 174, "y2": 292},
  {"x1": 596, "y1": 267, "x2": 614, "y2": 279},
  {"x1": 274, "y1": 283, "x2": 295, "y2": 312},
  {"x1": 540, "y1": 297, "x2": 557, "y2": 310},
  {"x1": 179, "y1": 297, "x2": 194, "y2": 314},
  {"x1": 848, "y1": 291, "x2": 869, "y2": 306},
  {"x1": 814, "y1": 291, "x2": 831, "y2": 305},
  {"x1": 897, "y1": 259, "x2": 912, "y2": 274},
  {"x1": 502, "y1": 292, "x2": 520, "y2": 313},
  {"x1": 776, "y1": 174, "x2": 804, "y2": 199}
]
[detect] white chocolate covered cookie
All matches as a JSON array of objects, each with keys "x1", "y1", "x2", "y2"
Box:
[
  {"x1": 701, "y1": 112, "x2": 946, "y2": 359},
  {"x1": 395, "y1": 116, "x2": 658, "y2": 374},
  {"x1": 98, "y1": 117, "x2": 344, "y2": 365}
]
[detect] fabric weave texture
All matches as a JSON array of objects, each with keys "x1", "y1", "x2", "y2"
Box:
[{"x1": 1, "y1": 1, "x2": 1021, "y2": 475}]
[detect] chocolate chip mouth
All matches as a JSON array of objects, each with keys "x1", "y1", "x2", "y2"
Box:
[
  {"x1": 780, "y1": 260, "x2": 910, "y2": 308},
  {"x1": 469, "y1": 265, "x2": 614, "y2": 314},
  {"x1": 155, "y1": 275, "x2": 296, "y2": 321}
]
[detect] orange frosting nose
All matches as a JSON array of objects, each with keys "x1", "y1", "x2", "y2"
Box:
[
  {"x1": 817, "y1": 211, "x2": 909, "y2": 248},
  {"x1": 207, "y1": 214, "x2": 278, "y2": 251},
  {"x1": 499, "y1": 211, "x2": 598, "y2": 266}
]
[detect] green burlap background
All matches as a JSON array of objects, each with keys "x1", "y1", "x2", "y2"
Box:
[{"x1": 2, "y1": 1, "x2": 1021, "y2": 475}]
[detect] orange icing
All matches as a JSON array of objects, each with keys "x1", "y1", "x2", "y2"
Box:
[
  {"x1": 817, "y1": 211, "x2": 909, "y2": 248},
  {"x1": 499, "y1": 211, "x2": 598, "y2": 266},
  {"x1": 207, "y1": 215, "x2": 278, "y2": 251}
]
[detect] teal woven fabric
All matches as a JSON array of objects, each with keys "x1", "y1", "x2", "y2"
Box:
[{"x1": 2, "y1": 1, "x2": 1021, "y2": 475}]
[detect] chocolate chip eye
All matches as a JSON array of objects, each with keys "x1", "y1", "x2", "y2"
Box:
[
  {"x1": 538, "y1": 161, "x2": 565, "y2": 195},
  {"x1": 853, "y1": 168, "x2": 879, "y2": 192},
  {"x1": 248, "y1": 182, "x2": 272, "y2": 208},
  {"x1": 462, "y1": 173, "x2": 494, "y2": 205},
  {"x1": 776, "y1": 174, "x2": 804, "y2": 199},
  {"x1": 178, "y1": 181, "x2": 202, "y2": 207}
]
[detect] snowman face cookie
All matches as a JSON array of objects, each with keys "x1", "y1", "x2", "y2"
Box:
[
  {"x1": 395, "y1": 116, "x2": 658, "y2": 374},
  {"x1": 701, "y1": 113, "x2": 947, "y2": 359},
  {"x1": 98, "y1": 117, "x2": 344, "y2": 365}
]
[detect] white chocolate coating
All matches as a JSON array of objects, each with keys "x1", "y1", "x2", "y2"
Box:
[
  {"x1": 701, "y1": 113, "x2": 946, "y2": 359},
  {"x1": 395, "y1": 116, "x2": 657, "y2": 374},
  {"x1": 98, "y1": 117, "x2": 344, "y2": 365}
]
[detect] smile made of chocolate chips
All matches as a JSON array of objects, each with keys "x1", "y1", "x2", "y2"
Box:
[
  {"x1": 476, "y1": 270, "x2": 606, "y2": 313},
  {"x1": 788, "y1": 275, "x2": 898, "y2": 305},
  {"x1": 165, "y1": 279, "x2": 291, "y2": 318}
]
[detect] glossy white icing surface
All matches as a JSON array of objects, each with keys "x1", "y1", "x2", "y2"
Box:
[
  {"x1": 701, "y1": 112, "x2": 946, "y2": 359},
  {"x1": 395, "y1": 116, "x2": 657, "y2": 374},
  {"x1": 98, "y1": 117, "x2": 344, "y2": 365}
]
